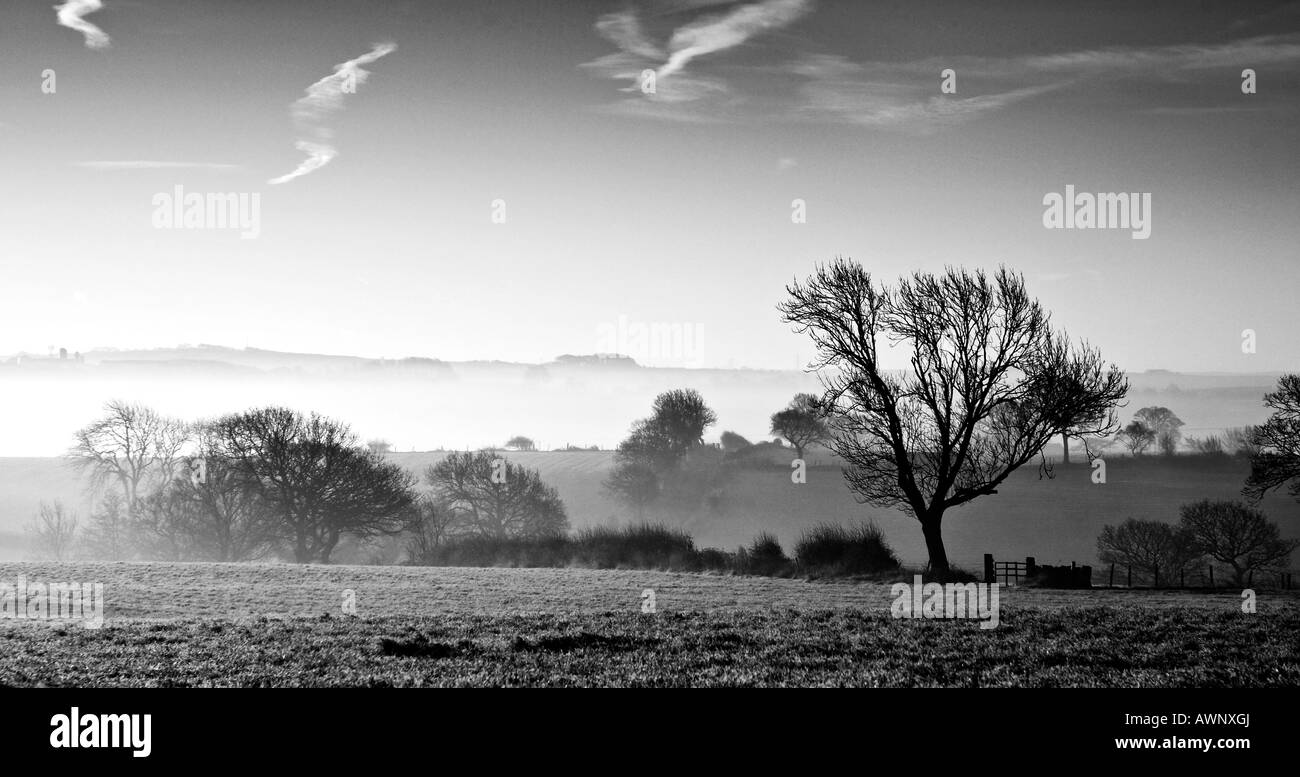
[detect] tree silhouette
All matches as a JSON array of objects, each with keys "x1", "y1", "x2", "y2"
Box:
[{"x1": 780, "y1": 259, "x2": 1127, "y2": 578}]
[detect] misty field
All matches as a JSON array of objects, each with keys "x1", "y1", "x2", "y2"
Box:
[{"x1": 1, "y1": 562, "x2": 1297, "y2": 687}]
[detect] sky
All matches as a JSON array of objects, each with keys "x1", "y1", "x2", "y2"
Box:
[{"x1": 1, "y1": 0, "x2": 1298, "y2": 372}]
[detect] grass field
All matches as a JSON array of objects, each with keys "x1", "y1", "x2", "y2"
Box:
[{"x1": 2, "y1": 561, "x2": 1296, "y2": 687}]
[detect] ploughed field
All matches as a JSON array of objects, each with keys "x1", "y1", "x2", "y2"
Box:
[{"x1": 1, "y1": 562, "x2": 1296, "y2": 687}]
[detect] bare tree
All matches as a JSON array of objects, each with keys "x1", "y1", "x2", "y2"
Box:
[
  {"x1": 1179, "y1": 500, "x2": 1298, "y2": 586},
  {"x1": 213, "y1": 407, "x2": 417, "y2": 563},
  {"x1": 426, "y1": 451, "x2": 568, "y2": 540},
  {"x1": 79, "y1": 491, "x2": 136, "y2": 561},
  {"x1": 137, "y1": 435, "x2": 282, "y2": 562},
  {"x1": 770, "y1": 393, "x2": 829, "y2": 459},
  {"x1": 404, "y1": 496, "x2": 462, "y2": 562},
  {"x1": 780, "y1": 260, "x2": 1127, "y2": 578},
  {"x1": 1223, "y1": 426, "x2": 1262, "y2": 458},
  {"x1": 68, "y1": 400, "x2": 190, "y2": 511},
  {"x1": 1097, "y1": 518, "x2": 1199, "y2": 588},
  {"x1": 26, "y1": 501, "x2": 79, "y2": 561},
  {"x1": 1244, "y1": 374, "x2": 1300, "y2": 503}
]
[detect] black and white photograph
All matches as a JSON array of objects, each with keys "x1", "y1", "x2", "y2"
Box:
[{"x1": 0, "y1": 0, "x2": 1296, "y2": 761}]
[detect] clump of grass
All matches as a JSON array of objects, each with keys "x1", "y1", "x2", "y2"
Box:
[
  {"x1": 573, "y1": 523, "x2": 697, "y2": 570},
  {"x1": 737, "y1": 532, "x2": 791, "y2": 576},
  {"x1": 794, "y1": 522, "x2": 899, "y2": 577}
]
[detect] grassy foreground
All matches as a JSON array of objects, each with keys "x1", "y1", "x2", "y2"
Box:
[{"x1": 1, "y1": 562, "x2": 1297, "y2": 687}]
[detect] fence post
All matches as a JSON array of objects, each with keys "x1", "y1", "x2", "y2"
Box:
[
  {"x1": 1026, "y1": 557, "x2": 1037, "y2": 579},
  {"x1": 984, "y1": 554, "x2": 994, "y2": 584},
  {"x1": 1109, "y1": 562, "x2": 1115, "y2": 588}
]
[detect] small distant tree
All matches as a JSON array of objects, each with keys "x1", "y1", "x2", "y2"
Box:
[
  {"x1": 26, "y1": 501, "x2": 78, "y2": 561},
  {"x1": 719, "y1": 430, "x2": 752, "y2": 454},
  {"x1": 1186, "y1": 435, "x2": 1226, "y2": 456},
  {"x1": 647, "y1": 389, "x2": 717, "y2": 456},
  {"x1": 426, "y1": 451, "x2": 568, "y2": 540},
  {"x1": 769, "y1": 393, "x2": 829, "y2": 459},
  {"x1": 1243, "y1": 374, "x2": 1300, "y2": 503},
  {"x1": 1134, "y1": 407, "x2": 1184, "y2": 455},
  {"x1": 1179, "y1": 500, "x2": 1298, "y2": 586},
  {"x1": 79, "y1": 491, "x2": 136, "y2": 561},
  {"x1": 604, "y1": 389, "x2": 718, "y2": 517},
  {"x1": 366, "y1": 439, "x2": 393, "y2": 455},
  {"x1": 602, "y1": 461, "x2": 660, "y2": 520},
  {"x1": 404, "y1": 497, "x2": 462, "y2": 562},
  {"x1": 1118, "y1": 420, "x2": 1156, "y2": 456},
  {"x1": 504, "y1": 436, "x2": 537, "y2": 452},
  {"x1": 1097, "y1": 518, "x2": 1199, "y2": 587},
  {"x1": 1223, "y1": 426, "x2": 1262, "y2": 458}
]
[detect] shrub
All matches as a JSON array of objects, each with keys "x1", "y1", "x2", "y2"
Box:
[
  {"x1": 573, "y1": 523, "x2": 697, "y2": 570},
  {"x1": 739, "y1": 532, "x2": 790, "y2": 576},
  {"x1": 794, "y1": 522, "x2": 899, "y2": 576}
]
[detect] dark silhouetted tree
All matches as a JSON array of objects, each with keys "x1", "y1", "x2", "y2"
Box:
[
  {"x1": 1179, "y1": 500, "x2": 1298, "y2": 586},
  {"x1": 213, "y1": 407, "x2": 417, "y2": 563},
  {"x1": 1244, "y1": 374, "x2": 1300, "y2": 503},
  {"x1": 770, "y1": 392, "x2": 829, "y2": 459},
  {"x1": 1097, "y1": 518, "x2": 1199, "y2": 588},
  {"x1": 1118, "y1": 420, "x2": 1156, "y2": 456},
  {"x1": 780, "y1": 259, "x2": 1128, "y2": 578}
]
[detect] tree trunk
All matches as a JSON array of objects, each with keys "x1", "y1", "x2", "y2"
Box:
[
  {"x1": 1061, "y1": 431, "x2": 1070, "y2": 464},
  {"x1": 294, "y1": 530, "x2": 310, "y2": 564},
  {"x1": 921, "y1": 517, "x2": 950, "y2": 580}
]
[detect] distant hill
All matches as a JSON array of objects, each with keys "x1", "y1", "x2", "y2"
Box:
[{"x1": 0, "y1": 344, "x2": 1284, "y2": 458}]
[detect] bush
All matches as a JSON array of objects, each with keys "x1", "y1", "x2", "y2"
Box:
[
  {"x1": 794, "y1": 522, "x2": 899, "y2": 577},
  {"x1": 738, "y1": 532, "x2": 790, "y2": 576},
  {"x1": 574, "y1": 523, "x2": 697, "y2": 570}
]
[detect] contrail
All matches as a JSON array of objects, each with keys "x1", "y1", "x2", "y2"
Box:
[
  {"x1": 657, "y1": 0, "x2": 810, "y2": 81},
  {"x1": 55, "y1": 0, "x2": 111, "y2": 50},
  {"x1": 269, "y1": 42, "x2": 397, "y2": 185}
]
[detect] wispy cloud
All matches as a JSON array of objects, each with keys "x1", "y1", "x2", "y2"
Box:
[
  {"x1": 586, "y1": 1, "x2": 1300, "y2": 130},
  {"x1": 657, "y1": 0, "x2": 812, "y2": 82},
  {"x1": 584, "y1": 0, "x2": 811, "y2": 113},
  {"x1": 791, "y1": 34, "x2": 1300, "y2": 130},
  {"x1": 268, "y1": 42, "x2": 397, "y2": 185},
  {"x1": 55, "y1": 0, "x2": 110, "y2": 50},
  {"x1": 74, "y1": 161, "x2": 241, "y2": 171}
]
